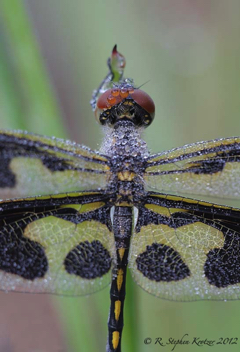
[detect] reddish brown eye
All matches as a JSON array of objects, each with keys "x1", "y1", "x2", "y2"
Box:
[
  {"x1": 96, "y1": 88, "x2": 123, "y2": 110},
  {"x1": 107, "y1": 95, "x2": 116, "y2": 105},
  {"x1": 95, "y1": 88, "x2": 123, "y2": 124},
  {"x1": 111, "y1": 88, "x2": 120, "y2": 97},
  {"x1": 120, "y1": 88, "x2": 129, "y2": 98},
  {"x1": 130, "y1": 89, "x2": 155, "y2": 116},
  {"x1": 127, "y1": 87, "x2": 135, "y2": 94}
]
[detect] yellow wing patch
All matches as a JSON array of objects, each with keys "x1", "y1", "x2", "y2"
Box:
[
  {"x1": 129, "y1": 195, "x2": 240, "y2": 301},
  {"x1": 0, "y1": 192, "x2": 115, "y2": 296},
  {"x1": 24, "y1": 218, "x2": 114, "y2": 295}
]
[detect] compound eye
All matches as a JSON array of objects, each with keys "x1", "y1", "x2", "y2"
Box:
[
  {"x1": 95, "y1": 87, "x2": 131, "y2": 124},
  {"x1": 94, "y1": 89, "x2": 111, "y2": 123},
  {"x1": 130, "y1": 89, "x2": 155, "y2": 123},
  {"x1": 96, "y1": 89, "x2": 118, "y2": 111}
]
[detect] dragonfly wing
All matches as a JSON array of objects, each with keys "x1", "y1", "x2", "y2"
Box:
[
  {"x1": 129, "y1": 192, "x2": 240, "y2": 301},
  {"x1": 144, "y1": 137, "x2": 240, "y2": 199},
  {"x1": 0, "y1": 191, "x2": 115, "y2": 295},
  {"x1": 0, "y1": 130, "x2": 110, "y2": 199}
]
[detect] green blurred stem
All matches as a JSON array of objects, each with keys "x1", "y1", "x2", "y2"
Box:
[{"x1": 0, "y1": 0, "x2": 65, "y2": 136}]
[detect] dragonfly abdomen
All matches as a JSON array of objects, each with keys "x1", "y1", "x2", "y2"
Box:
[{"x1": 107, "y1": 205, "x2": 133, "y2": 352}]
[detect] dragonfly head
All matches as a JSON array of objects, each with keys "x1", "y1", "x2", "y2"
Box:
[{"x1": 95, "y1": 84, "x2": 155, "y2": 128}]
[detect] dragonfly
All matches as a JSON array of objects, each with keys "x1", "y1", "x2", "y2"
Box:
[{"x1": 0, "y1": 45, "x2": 240, "y2": 352}]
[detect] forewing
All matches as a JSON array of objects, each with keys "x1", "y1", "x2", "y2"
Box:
[
  {"x1": 145, "y1": 137, "x2": 240, "y2": 199},
  {"x1": 0, "y1": 130, "x2": 110, "y2": 199},
  {"x1": 129, "y1": 192, "x2": 240, "y2": 301},
  {"x1": 0, "y1": 191, "x2": 115, "y2": 295}
]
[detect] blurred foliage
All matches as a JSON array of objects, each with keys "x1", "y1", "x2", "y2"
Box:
[
  {"x1": 0, "y1": 0, "x2": 65, "y2": 136},
  {"x1": 1, "y1": 0, "x2": 240, "y2": 351}
]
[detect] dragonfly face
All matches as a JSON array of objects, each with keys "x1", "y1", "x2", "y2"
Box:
[
  {"x1": 0, "y1": 46, "x2": 240, "y2": 352},
  {"x1": 95, "y1": 85, "x2": 155, "y2": 127}
]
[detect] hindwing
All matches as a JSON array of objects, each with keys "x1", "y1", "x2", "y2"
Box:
[
  {"x1": 129, "y1": 192, "x2": 240, "y2": 301},
  {"x1": 0, "y1": 191, "x2": 115, "y2": 295}
]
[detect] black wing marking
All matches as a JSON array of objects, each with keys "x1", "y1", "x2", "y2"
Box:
[
  {"x1": 129, "y1": 192, "x2": 240, "y2": 301},
  {"x1": 0, "y1": 130, "x2": 110, "y2": 198},
  {"x1": 0, "y1": 191, "x2": 115, "y2": 296}
]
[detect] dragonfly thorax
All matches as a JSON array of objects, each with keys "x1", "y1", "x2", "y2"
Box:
[{"x1": 100, "y1": 120, "x2": 149, "y2": 159}]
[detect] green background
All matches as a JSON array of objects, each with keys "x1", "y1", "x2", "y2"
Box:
[{"x1": 0, "y1": 1, "x2": 240, "y2": 351}]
